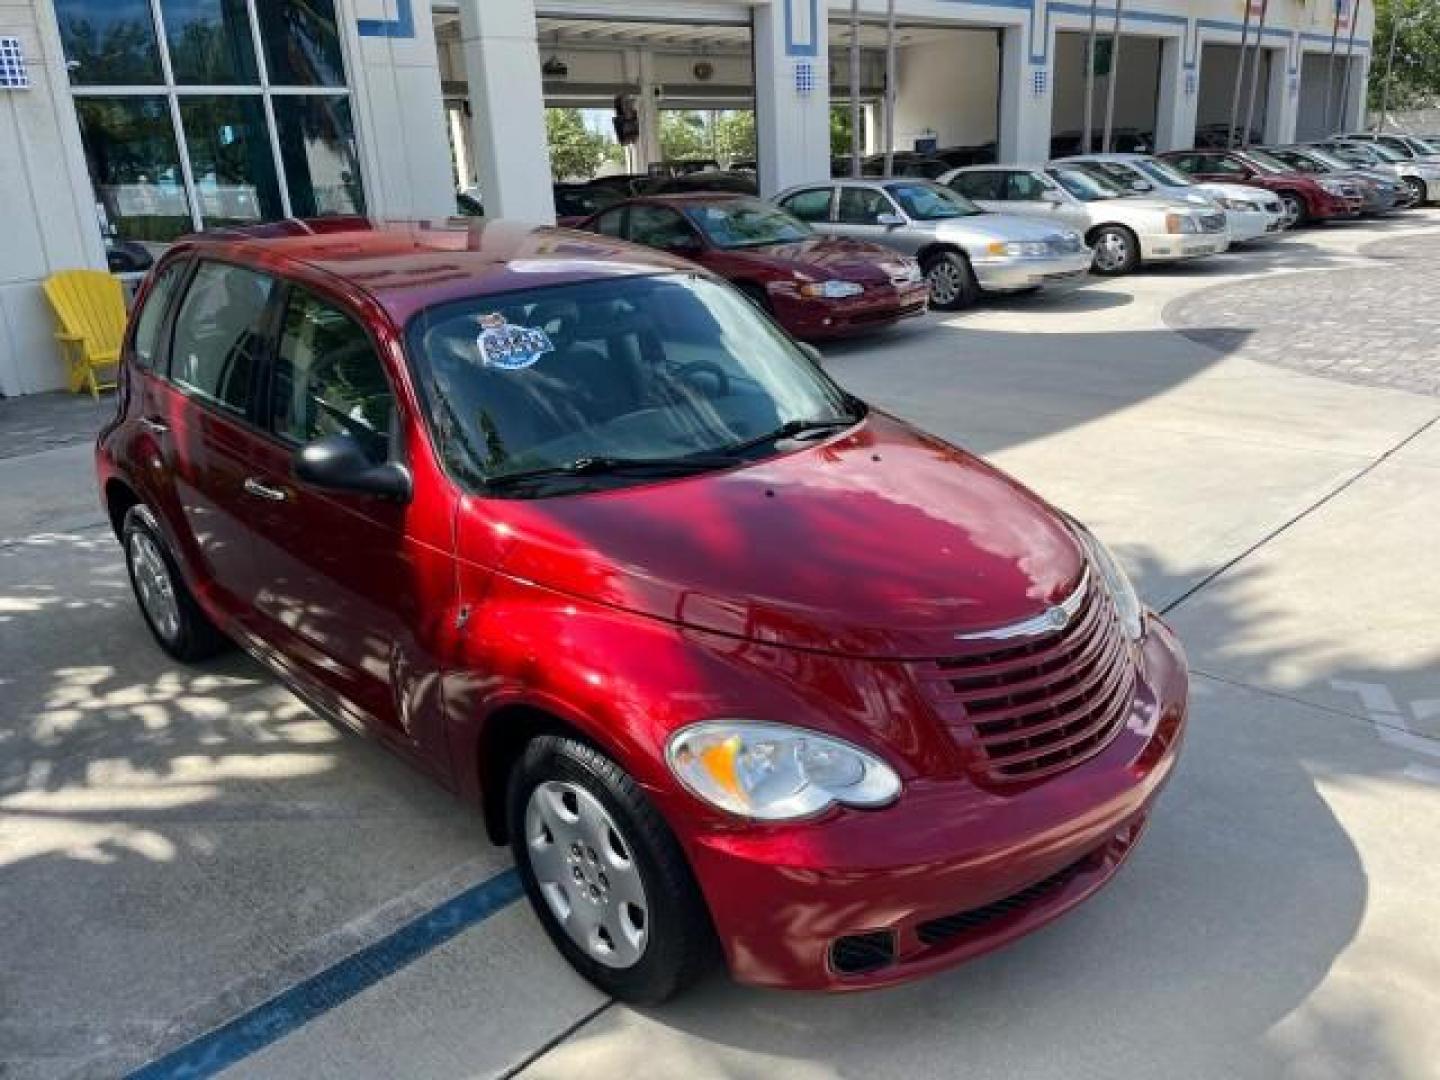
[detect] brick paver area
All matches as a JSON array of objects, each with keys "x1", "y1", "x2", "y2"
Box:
[{"x1": 1164, "y1": 236, "x2": 1440, "y2": 397}]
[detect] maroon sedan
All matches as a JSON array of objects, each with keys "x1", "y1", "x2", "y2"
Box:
[
  {"x1": 580, "y1": 193, "x2": 928, "y2": 339},
  {"x1": 1160, "y1": 148, "x2": 1364, "y2": 227},
  {"x1": 98, "y1": 218, "x2": 1185, "y2": 1003}
]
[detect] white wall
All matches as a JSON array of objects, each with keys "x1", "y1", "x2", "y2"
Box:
[
  {"x1": 0, "y1": 0, "x2": 108, "y2": 397},
  {"x1": 891, "y1": 33, "x2": 998, "y2": 151}
]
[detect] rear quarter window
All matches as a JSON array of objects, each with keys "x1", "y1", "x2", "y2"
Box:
[
  {"x1": 130, "y1": 260, "x2": 188, "y2": 372},
  {"x1": 169, "y1": 261, "x2": 275, "y2": 416}
]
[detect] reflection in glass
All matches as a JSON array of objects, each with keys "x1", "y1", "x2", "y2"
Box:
[
  {"x1": 181, "y1": 96, "x2": 283, "y2": 226},
  {"x1": 160, "y1": 0, "x2": 259, "y2": 85},
  {"x1": 273, "y1": 95, "x2": 365, "y2": 216},
  {"x1": 255, "y1": 0, "x2": 346, "y2": 86},
  {"x1": 74, "y1": 97, "x2": 192, "y2": 242},
  {"x1": 55, "y1": 0, "x2": 162, "y2": 85}
]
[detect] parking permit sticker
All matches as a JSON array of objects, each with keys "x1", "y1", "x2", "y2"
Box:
[{"x1": 476, "y1": 313, "x2": 553, "y2": 370}]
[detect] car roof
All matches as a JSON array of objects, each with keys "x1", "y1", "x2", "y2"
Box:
[
  {"x1": 172, "y1": 217, "x2": 696, "y2": 326},
  {"x1": 627, "y1": 191, "x2": 754, "y2": 205}
]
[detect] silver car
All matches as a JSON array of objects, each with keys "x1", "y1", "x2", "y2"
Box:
[
  {"x1": 772, "y1": 179, "x2": 1092, "y2": 310},
  {"x1": 942, "y1": 163, "x2": 1229, "y2": 275},
  {"x1": 1317, "y1": 139, "x2": 1440, "y2": 205}
]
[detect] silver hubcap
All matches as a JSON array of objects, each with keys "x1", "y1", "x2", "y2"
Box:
[
  {"x1": 525, "y1": 781, "x2": 648, "y2": 969},
  {"x1": 1279, "y1": 197, "x2": 1301, "y2": 229},
  {"x1": 927, "y1": 260, "x2": 963, "y2": 305},
  {"x1": 129, "y1": 531, "x2": 180, "y2": 642},
  {"x1": 1094, "y1": 231, "x2": 1129, "y2": 271}
]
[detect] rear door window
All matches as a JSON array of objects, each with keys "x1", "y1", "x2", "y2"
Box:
[
  {"x1": 1004, "y1": 171, "x2": 1052, "y2": 201},
  {"x1": 169, "y1": 261, "x2": 275, "y2": 416},
  {"x1": 835, "y1": 186, "x2": 894, "y2": 224},
  {"x1": 948, "y1": 171, "x2": 1002, "y2": 200},
  {"x1": 268, "y1": 288, "x2": 395, "y2": 464},
  {"x1": 130, "y1": 260, "x2": 189, "y2": 372}
]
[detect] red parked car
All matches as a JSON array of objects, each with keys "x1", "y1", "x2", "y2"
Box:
[
  {"x1": 1160, "y1": 148, "x2": 1364, "y2": 227},
  {"x1": 97, "y1": 218, "x2": 1187, "y2": 1002},
  {"x1": 580, "y1": 193, "x2": 928, "y2": 339}
]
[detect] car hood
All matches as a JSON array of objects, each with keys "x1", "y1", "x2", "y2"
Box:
[
  {"x1": 1106, "y1": 195, "x2": 1199, "y2": 214},
  {"x1": 465, "y1": 413, "x2": 1086, "y2": 659},
  {"x1": 933, "y1": 213, "x2": 1079, "y2": 244},
  {"x1": 1195, "y1": 182, "x2": 1273, "y2": 203},
  {"x1": 722, "y1": 236, "x2": 912, "y2": 281}
]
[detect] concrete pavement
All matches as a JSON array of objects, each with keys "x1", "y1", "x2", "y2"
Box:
[{"x1": 3, "y1": 214, "x2": 1439, "y2": 1079}]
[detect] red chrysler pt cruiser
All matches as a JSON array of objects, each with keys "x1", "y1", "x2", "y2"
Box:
[{"x1": 97, "y1": 218, "x2": 1187, "y2": 1003}]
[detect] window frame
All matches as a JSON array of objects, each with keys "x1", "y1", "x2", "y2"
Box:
[
  {"x1": 260, "y1": 280, "x2": 402, "y2": 464},
  {"x1": 55, "y1": 0, "x2": 362, "y2": 234}
]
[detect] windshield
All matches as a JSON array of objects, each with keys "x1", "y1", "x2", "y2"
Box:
[
  {"x1": 683, "y1": 199, "x2": 811, "y2": 248},
  {"x1": 885, "y1": 182, "x2": 980, "y2": 219},
  {"x1": 1134, "y1": 158, "x2": 1195, "y2": 187},
  {"x1": 1274, "y1": 150, "x2": 1324, "y2": 173},
  {"x1": 406, "y1": 273, "x2": 856, "y2": 491},
  {"x1": 1079, "y1": 161, "x2": 1151, "y2": 191},
  {"x1": 1241, "y1": 149, "x2": 1294, "y2": 174},
  {"x1": 1368, "y1": 142, "x2": 1407, "y2": 162},
  {"x1": 1306, "y1": 149, "x2": 1353, "y2": 171},
  {"x1": 1047, "y1": 166, "x2": 1125, "y2": 201}
]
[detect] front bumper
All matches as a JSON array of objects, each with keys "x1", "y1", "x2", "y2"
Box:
[
  {"x1": 683, "y1": 617, "x2": 1189, "y2": 991},
  {"x1": 770, "y1": 281, "x2": 929, "y2": 340},
  {"x1": 973, "y1": 249, "x2": 1093, "y2": 292},
  {"x1": 1223, "y1": 208, "x2": 1275, "y2": 243},
  {"x1": 1138, "y1": 231, "x2": 1228, "y2": 261},
  {"x1": 1311, "y1": 190, "x2": 1364, "y2": 219}
]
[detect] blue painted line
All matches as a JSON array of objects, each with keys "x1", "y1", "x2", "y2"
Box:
[
  {"x1": 358, "y1": 0, "x2": 415, "y2": 39},
  {"x1": 125, "y1": 868, "x2": 524, "y2": 1079}
]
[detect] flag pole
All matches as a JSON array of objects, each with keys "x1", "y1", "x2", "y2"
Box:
[
  {"x1": 1242, "y1": 0, "x2": 1270, "y2": 146},
  {"x1": 1227, "y1": 0, "x2": 1256, "y2": 148}
]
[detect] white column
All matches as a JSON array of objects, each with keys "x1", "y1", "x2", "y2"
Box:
[
  {"x1": 998, "y1": 22, "x2": 1052, "y2": 163},
  {"x1": 1343, "y1": 54, "x2": 1370, "y2": 130},
  {"x1": 1265, "y1": 41, "x2": 1300, "y2": 144},
  {"x1": 458, "y1": 0, "x2": 555, "y2": 224},
  {"x1": 635, "y1": 49, "x2": 662, "y2": 173},
  {"x1": 754, "y1": 0, "x2": 831, "y2": 197},
  {"x1": 1153, "y1": 35, "x2": 1197, "y2": 152}
]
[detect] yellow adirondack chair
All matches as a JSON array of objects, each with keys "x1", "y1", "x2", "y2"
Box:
[{"x1": 43, "y1": 269, "x2": 127, "y2": 399}]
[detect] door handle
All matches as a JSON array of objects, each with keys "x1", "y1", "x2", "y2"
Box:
[
  {"x1": 243, "y1": 477, "x2": 288, "y2": 502},
  {"x1": 139, "y1": 417, "x2": 169, "y2": 435}
]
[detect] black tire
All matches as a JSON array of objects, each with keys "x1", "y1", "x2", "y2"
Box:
[
  {"x1": 122, "y1": 505, "x2": 229, "y2": 662},
  {"x1": 508, "y1": 734, "x2": 717, "y2": 1004},
  {"x1": 1088, "y1": 225, "x2": 1141, "y2": 276},
  {"x1": 1403, "y1": 176, "x2": 1427, "y2": 207},
  {"x1": 1278, "y1": 191, "x2": 1308, "y2": 229},
  {"x1": 921, "y1": 250, "x2": 978, "y2": 311}
]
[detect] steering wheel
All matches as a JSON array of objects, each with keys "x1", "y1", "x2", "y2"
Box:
[{"x1": 667, "y1": 360, "x2": 730, "y2": 399}]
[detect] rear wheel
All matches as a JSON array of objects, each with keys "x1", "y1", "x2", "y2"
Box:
[
  {"x1": 122, "y1": 505, "x2": 228, "y2": 662},
  {"x1": 1089, "y1": 225, "x2": 1140, "y2": 276},
  {"x1": 508, "y1": 734, "x2": 716, "y2": 1004},
  {"x1": 1277, "y1": 191, "x2": 1307, "y2": 229},
  {"x1": 922, "y1": 250, "x2": 978, "y2": 311}
]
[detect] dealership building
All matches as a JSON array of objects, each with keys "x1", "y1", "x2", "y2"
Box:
[{"x1": 0, "y1": 0, "x2": 1373, "y2": 396}]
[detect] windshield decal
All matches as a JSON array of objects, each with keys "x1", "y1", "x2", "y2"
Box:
[{"x1": 476, "y1": 314, "x2": 554, "y2": 371}]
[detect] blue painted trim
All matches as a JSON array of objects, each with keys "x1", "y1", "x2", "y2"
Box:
[
  {"x1": 124, "y1": 869, "x2": 524, "y2": 1079},
  {"x1": 358, "y1": 0, "x2": 415, "y2": 39},
  {"x1": 784, "y1": 0, "x2": 821, "y2": 57}
]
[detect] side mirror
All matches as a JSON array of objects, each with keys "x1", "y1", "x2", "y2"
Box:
[
  {"x1": 876, "y1": 212, "x2": 905, "y2": 227},
  {"x1": 796, "y1": 342, "x2": 823, "y2": 365},
  {"x1": 294, "y1": 433, "x2": 412, "y2": 502}
]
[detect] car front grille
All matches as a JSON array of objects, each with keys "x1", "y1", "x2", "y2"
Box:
[
  {"x1": 1263, "y1": 199, "x2": 1281, "y2": 213},
  {"x1": 1199, "y1": 212, "x2": 1227, "y2": 233},
  {"x1": 911, "y1": 573, "x2": 1136, "y2": 785},
  {"x1": 915, "y1": 853, "x2": 1091, "y2": 946}
]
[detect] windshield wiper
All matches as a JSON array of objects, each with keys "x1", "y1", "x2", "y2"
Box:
[
  {"x1": 721, "y1": 416, "x2": 856, "y2": 456},
  {"x1": 484, "y1": 453, "x2": 741, "y2": 490}
]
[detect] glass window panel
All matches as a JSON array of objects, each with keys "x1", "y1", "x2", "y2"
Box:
[
  {"x1": 271, "y1": 290, "x2": 394, "y2": 462},
  {"x1": 160, "y1": 0, "x2": 259, "y2": 85},
  {"x1": 74, "y1": 97, "x2": 192, "y2": 242},
  {"x1": 180, "y1": 96, "x2": 283, "y2": 226},
  {"x1": 255, "y1": 0, "x2": 346, "y2": 87},
  {"x1": 131, "y1": 260, "x2": 188, "y2": 371},
  {"x1": 272, "y1": 95, "x2": 365, "y2": 216},
  {"x1": 55, "y1": 0, "x2": 162, "y2": 85},
  {"x1": 170, "y1": 261, "x2": 274, "y2": 414}
]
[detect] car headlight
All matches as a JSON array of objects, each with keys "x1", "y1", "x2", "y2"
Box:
[
  {"x1": 799, "y1": 280, "x2": 865, "y2": 299},
  {"x1": 987, "y1": 240, "x2": 1051, "y2": 258},
  {"x1": 667, "y1": 721, "x2": 902, "y2": 820},
  {"x1": 1165, "y1": 212, "x2": 1201, "y2": 234},
  {"x1": 1220, "y1": 197, "x2": 1259, "y2": 211},
  {"x1": 1068, "y1": 520, "x2": 1146, "y2": 642}
]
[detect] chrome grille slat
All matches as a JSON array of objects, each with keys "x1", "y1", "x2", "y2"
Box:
[{"x1": 968, "y1": 630, "x2": 1128, "y2": 742}]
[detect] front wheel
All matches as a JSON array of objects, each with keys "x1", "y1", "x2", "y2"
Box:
[
  {"x1": 1277, "y1": 192, "x2": 1307, "y2": 229},
  {"x1": 508, "y1": 735, "x2": 717, "y2": 1004},
  {"x1": 1403, "y1": 176, "x2": 1427, "y2": 206},
  {"x1": 1089, "y1": 225, "x2": 1140, "y2": 276},
  {"x1": 922, "y1": 250, "x2": 978, "y2": 311}
]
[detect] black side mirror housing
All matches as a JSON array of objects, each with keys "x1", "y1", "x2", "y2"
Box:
[{"x1": 294, "y1": 433, "x2": 412, "y2": 502}]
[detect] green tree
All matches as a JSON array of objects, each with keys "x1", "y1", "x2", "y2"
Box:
[
  {"x1": 545, "y1": 109, "x2": 620, "y2": 181},
  {"x1": 659, "y1": 110, "x2": 710, "y2": 161},
  {"x1": 1369, "y1": 0, "x2": 1440, "y2": 112},
  {"x1": 712, "y1": 111, "x2": 756, "y2": 165},
  {"x1": 830, "y1": 105, "x2": 857, "y2": 159}
]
